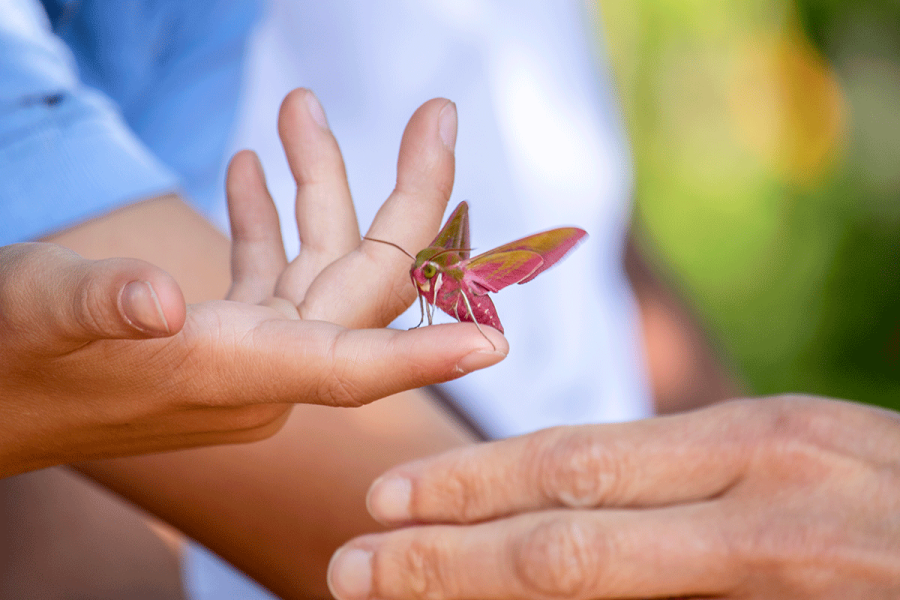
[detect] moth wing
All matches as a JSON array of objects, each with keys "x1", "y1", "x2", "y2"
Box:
[
  {"x1": 465, "y1": 250, "x2": 545, "y2": 293},
  {"x1": 478, "y1": 227, "x2": 587, "y2": 283},
  {"x1": 430, "y1": 201, "x2": 471, "y2": 259},
  {"x1": 454, "y1": 290, "x2": 504, "y2": 333}
]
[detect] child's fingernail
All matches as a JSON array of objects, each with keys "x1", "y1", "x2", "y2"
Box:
[
  {"x1": 439, "y1": 101, "x2": 457, "y2": 150},
  {"x1": 120, "y1": 281, "x2": 169, "y2": 335},
  {"x1": 455, "y1": 349, "x2": 506, "y2": 374},
  {"x1": 306, "y1": 91, "x2": 330, "y2": 130}
]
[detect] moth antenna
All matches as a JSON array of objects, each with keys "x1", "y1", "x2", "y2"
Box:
[{"x1": 362, "y1": 236, "x2": 415, "y2": 259}]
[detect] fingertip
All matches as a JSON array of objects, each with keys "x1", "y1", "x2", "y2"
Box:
[
  {"x1": 483, "y1": 326, "x2": 510, "y2": 354},
  {"x1": 226, "y1": 149, "x2": 264, "y2": 195},
  {"x1": 66, "y1": 258, "x2": 186, "y2": 341},
  {"x1": 404, "y1": 322, "x2": 508, "y2": 373},
  {"x1": 439, "y1": 100, "x2": 457, "y2": 150},
  {"x1": 304, "y1": 90, "x2": 329, "y2": 129},
  {"x1": 367, "y1": 474, "x2": 413, "y2": 525},
  {"x1": 119, "y1": 281, "x2": 169, "y2": 335},
  {"x1": 382, "y1": 324, "x2": 507, "y2": 391},
  {"x1": 452, "y1": 325, "x2": 508, "y2": 375},
  {"x1": 455, "y1": 348, "x2": 507, "y2": 375},
  {"x1": 328, "y1": 545, "x2": 373, "y2": 600},
  {"x1": 278, "y1": 88, "x2": 347, "y2": 191},
  {"x1": 226, "y1": 150, "x2": 272, "y2": 217},
  {"x1": 279, "y1": 87, "x2": 329, "y2": 139},
  {"x1": 409, "y1": 97, "x2": 453, "y2": 123},
  {"x1": 119, "y1": 270, "x2": 186, "y2": 337},
  {"x1": 399, "y1": 97, "x2": 456, "y2": 158},
  {"x1": 147, "y1": 271, "x2": 186, "y2": 334},
  {"x1": 396, "y1": 97, "x2": 457, "y2": 194}
]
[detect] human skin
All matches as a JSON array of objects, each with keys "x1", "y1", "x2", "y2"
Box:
[
  {"x1": 332, "y1": 395, "x2": 900, "y2": 600},
  {"x1": 0, "y1": 91, "x2": 504, "y2": 478},
  {"x1": 6, "y1": 84, "x2": 735, "y2": 598},
  {"x1": 0, "y1": 468, "x2": 185, "y2": 600},
  {"x1": 39, "y1": 91, "x2": 489, "y2": 599},
  {"x1": 0, "y1": 237, "x2": 500, "y2": 477}
]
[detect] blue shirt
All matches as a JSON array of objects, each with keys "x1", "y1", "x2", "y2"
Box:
[{"x1": 0, "y1": 0, "x2": 258, "y2": 244}]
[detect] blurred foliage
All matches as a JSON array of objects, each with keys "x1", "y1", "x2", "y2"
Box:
[{"x1": 599, "y1": 0, "x2": 900, "y2": 408}]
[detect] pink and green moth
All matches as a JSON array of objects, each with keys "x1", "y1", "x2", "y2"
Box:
[{"x1": 368, "y1": 201, "x2": 587, "y2": 341}]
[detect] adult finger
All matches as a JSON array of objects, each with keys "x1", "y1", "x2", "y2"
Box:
[
  {"x1": 277, "y1": 88, "x2": 361, "y2": 301},
  {"x1": 226, "y1": 149, "x2": 288, "y2": 304},
  {"x1": 329, "y1": 506, "x2": 733, "y2": 600},
  {"x1": 300, "y1": 99, "x2": 458, "y2": 327},
  {"x1": 366, "y1": 402, "x2": 763, "y2": 525},
  {"x1": 0, "y1": 243, "x2": 186, "y2": 348}
]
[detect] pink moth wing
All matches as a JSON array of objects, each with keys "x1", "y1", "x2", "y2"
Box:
[{"x1": 413, "y1": 201, "x2": 587, "y2": 334}]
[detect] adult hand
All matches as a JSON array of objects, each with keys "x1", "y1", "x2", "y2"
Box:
[
  {"x1": 0, "y1": 90, "x2": 506, "y2": 477},
  {"x1": 330, "y1": 395, "x2": 900, "y2": 599}
]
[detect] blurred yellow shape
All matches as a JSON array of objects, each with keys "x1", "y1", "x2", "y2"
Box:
[{"x1": 728, "y1": 23, "x2": 847, "y2": 186}]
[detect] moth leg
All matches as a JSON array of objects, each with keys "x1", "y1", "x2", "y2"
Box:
[
  {"x1": 409, "y1": 293, "x2": 426, "y2": 330},
  {"x1": 459, "y1": 291, "x2": 497, "y2": 351}
]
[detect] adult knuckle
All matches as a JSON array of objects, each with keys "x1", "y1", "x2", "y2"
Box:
[
  {"x1": 534, "y1": 427, "x2": 621, "y2": 508},
  {"x1": 749, "y1": 396, "x2": 835, "y2": 470},
  {"x1": 728, "y1": 510, "x2": 816, "y2": 577},
  {"x1": 513, "y1": 518, "x2": 602, "y2": 598},
  {"x1": 760, "y1": 396, "x2": 819, "y2": 439},
  {"x1": 397, "y1": 538, "x2": 453, "y2": 600},
  {"x1": 426, "y1": 459, "x2": 484, "y2": 522},
  {"x1": 710, "y1": 398, "x2": 813, "y2": 464}
]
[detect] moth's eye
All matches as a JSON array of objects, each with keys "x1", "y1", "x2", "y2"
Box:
[{"x1": 422, "y1": 263, "x2": 437, "y2": 279}]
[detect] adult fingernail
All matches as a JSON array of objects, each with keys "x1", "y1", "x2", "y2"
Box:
[
  {"x1": 306, "y1": 91, "x2": 329, "y2": 130},
  {"x1": 328, "y1": 547, "x2": 373, "y2": 600},
  {"x1": 367, "y1": 476, "x2": 411, "y2": 523},
  {"x1": 455, "y1": 349, "x2": 506, "y2": 374},
  {"x1": 439, "y1": 101, "x2": 457, "y2": 150},
  {"x1": 120, "y1": 281, "x2": 169, "y2": 335}
]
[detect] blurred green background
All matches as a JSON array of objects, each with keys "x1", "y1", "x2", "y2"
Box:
[{"x1": 600, "y1": 0, "x2": 900, "y2": 408}]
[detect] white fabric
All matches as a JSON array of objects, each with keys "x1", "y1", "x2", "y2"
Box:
[{"x1": 215, "y1": 0, "x2": 652, "y2": 438}]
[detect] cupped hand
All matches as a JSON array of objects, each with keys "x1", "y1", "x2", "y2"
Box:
[
  {"x1": 330, "y1": 395, "x2": 900, "y2": 599},
  {"x1": 0, "y1": 90, "x2": 506, "y2": 477}
]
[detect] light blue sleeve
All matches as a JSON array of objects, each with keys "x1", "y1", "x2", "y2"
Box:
[
  {"x1": 0, "y1": 0, "x2": 180, "y2": 244},
  {"x1": 49, "y1": 0, "x2": 260, "y2": 220}
]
